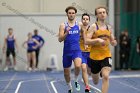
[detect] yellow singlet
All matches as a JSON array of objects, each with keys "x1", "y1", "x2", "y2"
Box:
[{"x1": 90, "y1": 23, "x2": 112, "y2": 60}]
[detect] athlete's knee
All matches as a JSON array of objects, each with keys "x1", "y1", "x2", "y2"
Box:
[
  {"x1": 64, "y1": 72, "x2": 70, "y2": 77},
  {"x1": 102, "y1": 67, "x2": 111, "y2": 81},
  {"x1": 82, "y1": 65, "x2": 87, "y2": 72},
  {"x1": 64, "y1": 69, "x2": 70, "y2": 77},
  {"x1": 74, "y1": 58, "x2": 82, "y2": 68},
  {"x1": 92, "y1": 75, "x2": 99, "y2": 85},
  {"x1": 75, "y1": 64, "x2": 81, "y2": 68},
  {"x1": 102, "y1": 73, "x2": 109, "y2": 81}
]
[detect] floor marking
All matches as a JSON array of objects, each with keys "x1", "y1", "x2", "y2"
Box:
[
  {"x1": 50, "y1": 81, "x2": 58, "y2": 93},
  {"x1": 113, "y1": 79, "x2": 140, "y2": 92},
  {"x1": 2, "y1": 73, "x2": 17, "y2": 93},
  {"x1": 15, "y1": 78, "x2": 45, "y2": 93},
  {"x1": 42, "y1": 73, "x2": 52, "y2": 93}
]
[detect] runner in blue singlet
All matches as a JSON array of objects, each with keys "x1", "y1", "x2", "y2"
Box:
[
  {"x1": 58, "y1": 6, "x2": 82, "y2": 93},
  {"x1": 3, "y1": 28, "x2": 18, "y2": 71}
]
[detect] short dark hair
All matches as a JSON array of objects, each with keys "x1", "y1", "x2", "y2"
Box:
[
  {"x1": 82, "y1": 13, "x2": 90, "y2": 21},
  {"x1": 65, "y1": 6, "x2": 77, "y2": 13},
  {"x1": 8, "y1": 28, "x2": 13, "y2": 31},
  {"x1": 34, "y1": 29, "x2": 38, "y2": 32},
  {"x1": 95, "y1": 6, "x2": 108, "y2": 15}
]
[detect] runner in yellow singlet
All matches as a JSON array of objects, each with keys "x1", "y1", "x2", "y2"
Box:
[{"x1": 85, "y1": 6, "x2": 117, "y2": 93}]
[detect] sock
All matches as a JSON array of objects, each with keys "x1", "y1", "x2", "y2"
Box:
[{"x1": 67, "y1": 82, "x2": 72, "y2": 90}]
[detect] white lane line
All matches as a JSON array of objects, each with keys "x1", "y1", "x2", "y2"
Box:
[
  {"x1": 85, "y1": 74, "x2": 140, "y2": 93},
  {"x1": 13, "y1": 74, "x2": 140, "y2": 93},
  {"x1": 50, "y1": 81, "x2": 58, "y2": 93},
  {"x1": 49, "y1": 74, "x2": 140, "y2": 93},
  {"x1": 109, "y1": 74, "x2": 140, "y2": 78},
  {"x1": 114, "y1": 79, "x2": 140, "y2": 92},
  {"x1": 0, "y1": 77, "x2": 40, "y2": 82},
  {"x1": 89, "y1": 84, "x2": 101, "y2": 93},
  {"x1": 42, "y1": 73, "x2": 52, "y2": 93},
  {"x1": 2, "y1": 73, "x2": 17, "y2": 93},
  {"x1": 15, "y1": 81, "x2": 23, "y2": 93},
  {"x1": 87, "y1": 74, "x2": 140, "y2": 80},
  {"x1": 15, "y1": 78, "x2": 44, "y2": 93},
  {"x1": 1, "y1": 74, "x2": 138, "y2": 82}
]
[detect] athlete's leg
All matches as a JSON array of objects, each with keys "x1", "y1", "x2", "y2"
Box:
[
  {"x1": 35, "y1": 49, "x2": 40, "y2": 68},
  {"x1": 64, "y1": 68, "x2": 72, "y2": 89},
  {"x1": 27, "y1": 52, "x2": 32, "y2": 70},
  {"x1": 87, "y1": 56, "x2": 91, "y2": 76},
  {"x1": 11, "y1": 50, "x2": 16, "y2": 67},
  {"x1": 30, "y1": 59, "x2": 33, "y2": 67},
  {"x1": 124, "y1": 54, "x2": 129, "y2": 70},
  {"x1": 81, "y1": 52, "x2": 90, "y2": 87},
  {"x1": 82, "y1": 63, "x2": 90, "y2": 92},
  {"x1": 101, "y1": 67, "x2": 111, "y2": 93},
  {"x1": 12, "y1": 53, "x2": 17, "y2": 70},
  {"x1": 13, "y1": 56, "x2": 16, "y2": 66},
  {"x1": 73, "y1": 57, "x2": 81, "y2": 91},
  {"x1": 63, "y1": 54, "x2": 73, "y2": 92},
  {"x1": 73, "y1": 50, "x2": 82, "y2": 82},
  {"x1": 64, "y1": 68, "x2": 71, "y2": 83},
  {"x1": 31, "y1": 51, "x2": 36, "y2": 70},
  {"x1": 87, "y1": 66, "x2": 91, "y2": 76},
  {"x1": 4, "y1": 50, "x2": 10, "y2": 71},
  {"x1": 6, "y1": 49, "x2": 10, "y2": 65},
  {"x1": 74, "y1": 58, "x2": 81, "y2": 79},
  {"x1": 120, "y1": 53, "x2": 125, "y2": 70},
  {"x1": 89, "y1": 58, "x2": 101, "y2": 85},
  {"x1": 82, "y1": 63, "x2": 89, "y2": 86},
  {"x1": 91, "y1": 73, "x2": 100, "y2": 85}
]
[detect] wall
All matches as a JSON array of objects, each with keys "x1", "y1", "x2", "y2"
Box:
[
  {"x1": 0, "y1": 0, "x2": 40, "y2": 13},
  {"x1": 44, "y1": 0, "x2": 107, "y2": 14},
  {"x1": 0, "y1": 0, "x2": 107, "y2": 14}
]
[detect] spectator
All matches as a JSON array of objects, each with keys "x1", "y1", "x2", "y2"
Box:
[
  {"x1": 22, "y1": 32, "x2": 39, "y2": 71},
  {"x1": 32, "y1": 29, "x2": 45, "y2": 69},
  {"x1": 119, "y1": 30, "x2": 131, "y2": 70}
]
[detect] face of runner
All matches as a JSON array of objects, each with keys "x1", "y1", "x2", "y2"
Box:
[
  {"x1": 28, "y1": 32, "x2": 32, "y2": 39},
  {"x1": 82, "y1": 15, "x2": 90, "y2": 26},
  {"x1": 34, "y1": 30, "x2": 38, "y2": 35},
  {"x1": 8, "y1": 29, "x2": 13, "y2": 35},
  {"x1": 67, "y1": 9, "x2": 76, "y2": 21},
  {"x1": 96, "y1": 8, "x2": 107, "y2": 21}
]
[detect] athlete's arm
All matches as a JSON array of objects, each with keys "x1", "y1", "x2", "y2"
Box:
[
  {"x1": 33, "y1": 39, "x2": 40, "y2": 49},
  {"x1": 85, "y1": 23, "x2": 105, "y2": 45},
  {"x1": 81, "y1": 24, "x2": 89, "y2": 49},
  {"x1": 58, "y1": 23, "x2": 69, "y2": 42},
  {"x1": 2, "y1": 37, "x2": 7, "y2": 53},
  {"x1": 14, "y1": 36, "x2": 19, "y2": 52},
  {"x1": 22, "y1": 41, "x2": 27, "y2": 49},
  {"x1": 108, "y1": 25, "x2": 117, "y2": 46},
  {"x1": 40, "y1": 36, "x2": 45, "y2": 47},
  {"x1": 81, "y1": 25, "x2": 87, "y2": 42}
]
